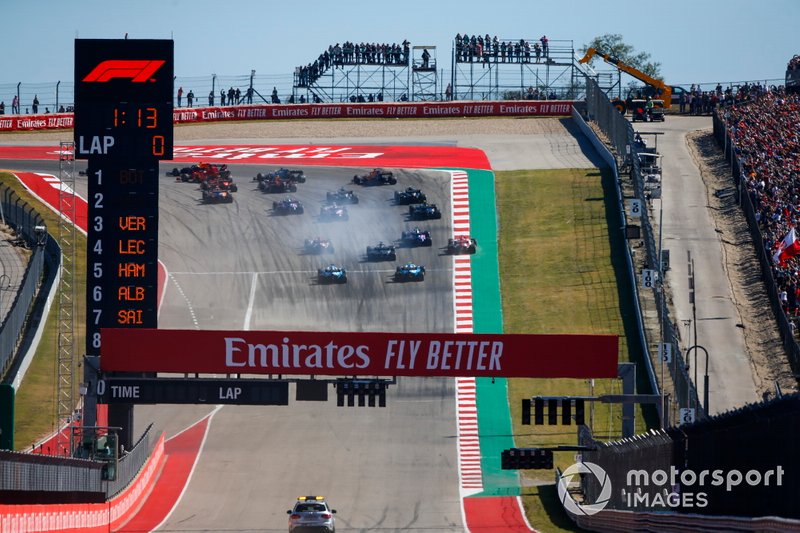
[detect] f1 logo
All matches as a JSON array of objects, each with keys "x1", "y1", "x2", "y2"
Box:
[{"x1": 82, "y1": 60, "x2": 165, "y2": 82}]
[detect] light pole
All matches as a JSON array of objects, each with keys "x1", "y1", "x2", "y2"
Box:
[{"x1": 686, "y1": 344, "x2": 709, "y2": 414}]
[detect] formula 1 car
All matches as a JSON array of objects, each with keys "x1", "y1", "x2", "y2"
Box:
[
  {"x1": 202, "y1": 186, "x2": 234, "y2": 204},
  {"x1": 326, "y1": 188, "x2": 360, "y2": 204},
  {"x1": 400, "y1": 227, "x2": 433, "y2": 247},
  {"x1": 201, "y1": 174, "x2": 238, "y2": 193},
  {"x1": 352, "y1": 168, "x2": 397, "y2": 186},
  {"x1": 318, "y1": 264, "x2": 347, "y2": 284},
  {"x1": 304, "y1": 237, "x2": 334, "y2": 254},
  {"x1": 408, "y1": 202, "x2": 442, "y2": 220},
  {"x1": 254, "y1": 167, "x2": 306, "y2": 184},
  {"x1": 171, "y1": 163, "x2": 231, "y2": 183},
  {"x1": 272, "y1": 197, "x2": 304, "y2": 215},
  {"x1": 394, "y1": 262, "x2": 425, "y2": 282},
  {"x1": 319, "y1": 204, "x2": 349, "y2": 221},
  {"x1": 394, "y1": 187, "x2": 427, "y2": 205},
  {"x1": 366, "y1": 242, "x2": 397, "y2": 261},
  {"x1": 258, "y1": 176, "x2": 297, "y2": 193},
  {"x1": 167, "y1": 165, "x2": 197, "y2": 179},
  {"x1": 447, "y1": 235, "x2": 477, "y2": 254}
]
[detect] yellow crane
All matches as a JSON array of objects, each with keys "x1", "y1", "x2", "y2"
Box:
[{"x1": 579, "y1": 47, "x2": 680, "y2": 112}]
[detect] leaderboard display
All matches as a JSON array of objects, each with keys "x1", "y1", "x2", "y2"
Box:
[{"x1": 74, "y1": 39, "x2": 173, "y2": 357}]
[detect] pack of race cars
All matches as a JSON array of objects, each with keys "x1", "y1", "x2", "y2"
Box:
[{"x1": 170, "y1": 164, "x2": 476, "y2": 284}]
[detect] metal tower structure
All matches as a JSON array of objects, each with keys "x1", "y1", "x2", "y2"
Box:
[
  {"x1": 452, "y1": 38, "x2": 583, "y2": 100},
  {"x1": 411, "y1": 45, "x2": 438, "y2": 100},
  {"x1": 56, "y1": 141, "x2": 76, "y2": 454}
]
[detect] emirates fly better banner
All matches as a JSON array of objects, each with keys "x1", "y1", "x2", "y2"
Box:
[{"x1": 101, "y1": 329, "x2": 618, "y2": 378}]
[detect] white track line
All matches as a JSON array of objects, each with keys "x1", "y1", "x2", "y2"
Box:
[{"x1": 243, "y1": 272, "x2": 258, "y2": 330}]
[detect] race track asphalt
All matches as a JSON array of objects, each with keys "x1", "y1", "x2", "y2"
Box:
[
  {"x1": 1, "y1": 117, "x2": 601, "y2": 532},
  {"x1": 140, "y1": 164, "x2": 463, "y2": 532}
]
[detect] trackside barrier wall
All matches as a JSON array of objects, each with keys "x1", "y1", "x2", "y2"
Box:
[
  {"x1": 571, "y1": 106, "x2": 660, "y2": 417},
  {"x1": 569, "y1": 508, "x2": 800, "y2": 533},
  {"x1": 0, "y1": 432, "x2": 166, "y2": 532},
  {"x1": 0, "y1": 101, "x2": 574, "y2": 132},
  {"x1": 712, "y1": 112, "x2": 800, "y2": 372},
  {"x1": 0, "y1": 185, "x2": 48, "y2": 381},
  {"x1": 0, "y1": 417, "x2": 153, "y2": 503},
  {"x1": 105, "y1": 424, "x2": 153, "y2": 498},
  {"x1": 0, "y1": 451, "x2": 104, "y2": 502},
  {"x1": 584, "y1": 78, "x2": 703, "y2": 424},
  {"x1": 564, "y1": 394, "x2": 800, "y2": 530}
]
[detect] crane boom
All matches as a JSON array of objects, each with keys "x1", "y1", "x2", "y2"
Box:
[{"x1": 579, "y1": 47, "x2": 673, "y2": 108}]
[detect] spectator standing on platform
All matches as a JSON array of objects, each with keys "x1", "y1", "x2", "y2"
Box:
[
  {"x1": 421, "y1": 48, "x2": 430, "y2": 69},
  {"x1": 540, "y1": 35, "x2": 549, "y2": 57},
  {"x1": 445, "y1": 83, "x2": 453, "y2": 101},
  {"x1": 220, "y1": 89, "x2": 226, "y2": 106},
  {"x1": 0, "y1": 102, "x2": 4, "y2": 114},
  {"x1": 177, "y1": 86, "x2": 183, "y2": 107},
  {"x1": 187, "y1": 89, "x2": 194, "y2": 107},
  {"x1": 208, "y1": 90, "x2": 215, "y2": 106},
  {"x1": 246, "y1": 87, "x2": 254, "y2": 104},
  {"x1": 227, "y1": 87, "x2": 235, "y2": 105},
  {"x1": 235, "y1": 87, "x2": 241, "y2": 104},
  {"x1": 32, "y1": 95, "x2": 39, "y2": 113},
  {"x1": 271, "y1": 87, "x2": 279, "y2": 104},
  {"x1": 11, "y1": 95, "x2": 18, "y2": 114}
]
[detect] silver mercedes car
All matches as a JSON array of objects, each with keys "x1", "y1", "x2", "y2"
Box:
[{"x1": 287, "y1": 496, "x2": 336, "y2": 533}]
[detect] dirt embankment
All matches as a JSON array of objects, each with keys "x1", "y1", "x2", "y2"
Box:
[{"x1": 687, "y1": 130, "x2": 797, "y2": 397}]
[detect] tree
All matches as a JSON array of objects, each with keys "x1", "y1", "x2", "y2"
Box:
[{"x1": 581, "y1": 34, "x2": 662, "y2": 79}]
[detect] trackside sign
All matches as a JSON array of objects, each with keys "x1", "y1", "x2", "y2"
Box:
[{"x1": 100, "y1": 329, "x2": 618, "y2": 378}]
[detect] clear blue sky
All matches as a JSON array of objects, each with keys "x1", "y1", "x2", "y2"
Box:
[{"x1": 2, "y1": 0, "x2": 796, "y2": 87}]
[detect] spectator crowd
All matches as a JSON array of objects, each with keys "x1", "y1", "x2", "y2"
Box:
[
  {"x1": 455, "y1": 34, "x2": 550, "y2": 65},
  {"x1": 719, "y1": 84, "x2": 800, "y2": 325},
  {"x1": 296, "y1": 40, "x2": 411, "y2": 87}
]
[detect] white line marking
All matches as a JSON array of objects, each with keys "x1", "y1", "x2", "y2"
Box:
[{"x1": 243, "y1": 273, "x2": 258, "y2": 330}]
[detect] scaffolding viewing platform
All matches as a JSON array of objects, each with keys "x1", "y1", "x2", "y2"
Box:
[
  {"x1": 452, "y1": 35, "x2": 582, "y2": 100},
  {"x1": 293, "y1": 41, "x2": 411, "y2": 104},
  {"x1": 287, "y1": 36, "x2": 585, "y2": 103}
]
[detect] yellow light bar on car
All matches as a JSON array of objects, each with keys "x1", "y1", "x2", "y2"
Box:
[{"x1": 297, "y1": 496, "x2": 325, "y2": 501}]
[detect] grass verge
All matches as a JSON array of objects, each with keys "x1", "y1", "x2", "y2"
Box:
[
  {"x1": 0, "y1": 171, "x2": 87, "y2": 451},
  {"x1": 496, "y1": 167, "x2": 655, "y2": 532}
]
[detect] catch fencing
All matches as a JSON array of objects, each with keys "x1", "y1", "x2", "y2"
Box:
[
  {"x1": 584, "y1": 78, "x2": 703, "y2": 425},
  {"x1": 0, "y1": 184, "x2": 49, "y2": 380},
  {"x1": 0, "y1": 424, "x2": 153, "y2": 503}
]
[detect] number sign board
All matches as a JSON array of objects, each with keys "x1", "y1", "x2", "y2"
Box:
[{"x1": 75, "y1": 39, "x2": 172, "y2": 358}]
